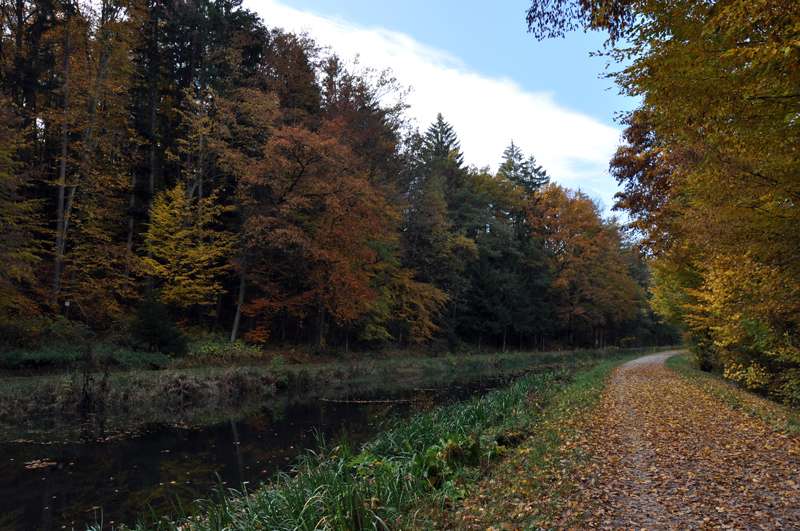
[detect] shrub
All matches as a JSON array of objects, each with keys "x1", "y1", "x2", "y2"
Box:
[
  {"x1": 129, "y1": 296, "x2": 188, "y2": 356},
  {"x1": 0, "y1": 315, "x2": 91, "y2": 351},
  {"x1": 0, "y1": 345, "x2": 86, "y2": 371},
  {"x1": 187, "y1": 338, "x2": 262, "y2": 361},
  {"x1": 110, "y1": 348, "x2": 171, "y2": 370}
]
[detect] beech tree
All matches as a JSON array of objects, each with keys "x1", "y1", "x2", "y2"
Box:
[
  {"x1": 0, "y1": 96, "x2": 39, "y2": 328},
  {"x1": 46, "y1": 0, "x2": 145, "y2": 324},
  {"x1": 529, "y1": 0, "x2": 800, "y2": 399},
  {"x1": 142, "y1": 182, "x2": 235, "y2": 314},
  {"x1": 238, "y1": 122, "x2": 393, "y2": 349},
  {"x1": 527, "y1": 183, "x2": 639, "y2": 346}
]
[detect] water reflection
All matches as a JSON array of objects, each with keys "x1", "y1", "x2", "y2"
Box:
[{"x1": 0, "y1": 377, "x2": 509, "y2": 530}]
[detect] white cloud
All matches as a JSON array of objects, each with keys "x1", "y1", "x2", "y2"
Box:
[{"x1": 243, "y1": 0, "x2": 622, "y2": 211}]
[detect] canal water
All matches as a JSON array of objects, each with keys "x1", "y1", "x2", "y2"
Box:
[{"x1": 0, "y1": 376, "x2": 510, "y2": 530}]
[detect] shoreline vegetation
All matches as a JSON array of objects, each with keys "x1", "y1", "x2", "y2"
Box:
[
  {"x1": 12, "y1": 347, "x2": 796, "y2": 531},
  {"x1": 83, "y1": 348, "x2": 646, "y2": 531},
  {"x1": 0, "y1": 345, "x2": 669, "y2": 443},
  {"x1": 666, "y1": 354, "x2": 800, "y2": 437}
]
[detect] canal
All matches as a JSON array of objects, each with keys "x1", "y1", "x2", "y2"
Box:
[{"x1": 0, "y1": 376, "x2": 511, "y2": 530}]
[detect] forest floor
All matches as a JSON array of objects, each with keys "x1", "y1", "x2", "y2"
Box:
[
  {"x1": 582, "y1": 352, "x2": 800, "y2": 530},
  {"x1": 423, "y1": 351, "x2": 800, "y2": 530}
]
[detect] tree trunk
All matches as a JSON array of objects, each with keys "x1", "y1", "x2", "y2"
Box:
[
  {"x1": 315, "y1": 298, "x2": 326, "y2": 354},
  {"x1": 52, "y1": 24, "x2": 71, "y2": 307},
  {"x1": 230, "y1": 274, "x2": 246, "y2": 343},
  {"x1": 214, "y1": 293, "x2": 223, "y2": 330},
  {"x1": 122, "y1": 154, "x2": 137, "y2": 299},
  {"x1": 59, "y1": 27, "x2": 114, "y2": 308}
]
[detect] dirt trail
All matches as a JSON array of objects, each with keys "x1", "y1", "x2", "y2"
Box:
[{"x1": 585, "y1": 351, "x2": 800, "y2": 530}]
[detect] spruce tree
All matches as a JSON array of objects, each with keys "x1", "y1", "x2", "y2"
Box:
[
  {"x1": 498, "y1": 140, "x2": 549, "y2": 195},
  {"x1": 424, "y1": 113, "x2": 464, "y2": 167}
]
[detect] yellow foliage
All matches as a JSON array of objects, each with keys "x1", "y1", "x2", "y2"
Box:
[
  {"x1": 142, "y1": 182, "x2": 236, "y2": 310},
  {"x1": 362, "y1": 268, "x2": 449, "y2": 343},
  {"x1": 723, "y1": 363, "x2": 771, "y2": 392}
]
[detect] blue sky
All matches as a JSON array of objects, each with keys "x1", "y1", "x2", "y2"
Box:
[{"x1": 242, "y1": 0, "x2": 640, "y2": 213}]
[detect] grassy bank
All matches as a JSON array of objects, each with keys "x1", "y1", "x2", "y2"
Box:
[
  {"x1": 666, "y1": 353, "x2": 800, "y2": 436},
  {"x1": 88, "y1": 351, "x2": 644, "y2": 531},
  {"x1": 0, "y1": 347, "x2": 666, "y2": 442},
  {"x1": 407, "y1": 353, "x2": 626, "y2": 530}
]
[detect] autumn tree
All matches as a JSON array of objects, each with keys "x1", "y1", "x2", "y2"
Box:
[
  {"x1": 529, "y1": 0, "x2": 800, "y2": 399},
  {"x1": 0, "y1": 96, "x2": 40, "y2": 336},
  {"x1": 320, "y1": 56, "x2": 409, "y2": 185},
  {"x1": 527, "y1": 183, "x2": 639, "y2": 346},
  {"x1": 237, "y1": 122, "x2": 394, "y2": 350},
  {"x1": 43, "y1": 0, "x2": 147, "y2": 325},
  {"x1": 261, "y1": 29, "x2": 322, "y2": 126},
  {"x1": 359, "y1": 267, "x2": 449, "y2": 346},
  {"x1": 141, "y1": 181, "x2": 235, "y2": 316},
  {"x1": 213, "y1": 86, "x2": 281, "y2": 342}
]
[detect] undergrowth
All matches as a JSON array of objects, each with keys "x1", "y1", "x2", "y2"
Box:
[
  {"x1": 93, "y1": 370, "x2": 570, "y2": 531},
  {"x1": 666, "y1": 353, "x2": 800, "y2": 436},
  {"x1": 89, "y1": 351, "x2": 649, "y2": 531},
  {"x1": 0, "y1": 345, "x2": 171, "y2": 372}
]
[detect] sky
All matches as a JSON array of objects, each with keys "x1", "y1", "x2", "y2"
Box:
[{"x1": 241, "y1": 0, "x2": 640, "y2": 213}]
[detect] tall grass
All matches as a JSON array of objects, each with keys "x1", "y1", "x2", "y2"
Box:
[
  {"x1": 0, "y1": 366, "x2": 285, "y2": 440},
  {"x1": 0, "y1": 346, "x2": 670, "y2": 442},
  {"x1": 98, "y1": 369, "x2": 568, "y2": 531}
]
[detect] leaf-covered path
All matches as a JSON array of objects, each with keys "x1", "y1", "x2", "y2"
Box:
[{"x1": 585, "y1": 351, "x2": 800, "y2": 530}]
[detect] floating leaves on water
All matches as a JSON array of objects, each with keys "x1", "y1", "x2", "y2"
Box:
[{"x1": 24, "y1": 459, "x2": 56, "y2": 469}]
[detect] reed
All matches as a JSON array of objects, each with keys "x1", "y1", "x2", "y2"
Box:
[
  {"x1": 0, "y1": 346, "x2": 670, "y2": 441},
  {"x1": 96, "y1": 367, "x2": 572, "y2": 530}
]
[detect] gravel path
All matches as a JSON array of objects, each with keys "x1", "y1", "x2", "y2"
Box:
[{"x1": 584, "y1": 351, "x2": 800, "y2": 530}]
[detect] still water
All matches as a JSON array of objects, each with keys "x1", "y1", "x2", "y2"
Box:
[{"x1": 0, "y1": 378, "x2": 506, "y2": 530}]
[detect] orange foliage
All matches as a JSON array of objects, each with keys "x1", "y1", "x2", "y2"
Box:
[
  {"x1": 527, "y1": 183, "x2": 638, "y2": 332},
  {"x1": 239, "y1": 121, "x2": 394, "y2": 341}
]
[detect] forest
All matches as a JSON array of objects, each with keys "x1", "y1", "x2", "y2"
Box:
[
  {"x1": 0, "y1": 0, "x2": 678, "y2": 357},
  {"x1": 527, "y1": 0, "x2": 800, "y2": 404}
]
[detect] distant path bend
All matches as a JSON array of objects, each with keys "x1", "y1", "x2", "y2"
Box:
[{"x1": 585, "y1": 351, "x2": 800, "y2": 530}]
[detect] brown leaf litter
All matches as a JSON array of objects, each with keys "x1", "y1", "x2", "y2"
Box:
[{"x1": 583, "y1": 351, "x2": 800, "y2": 530}]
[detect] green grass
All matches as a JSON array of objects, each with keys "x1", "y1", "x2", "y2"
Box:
[
  {"x1": 90, "y1": 351, "x2": 651, "y2": 531},
  {"x1": 666, "y1": 353, "x2": 800, "y2": 436},
  {"x1": 0, "y1": 344, "x2": 172, "y2": 372},
  {"x1": 406, "y1": 354, "x2": 631, "y2": 530},
  {"x1": 0, "y1": 346, "x2": 671, "y2": 442},
  {"x1": 94, "y1": 370, "x2": 566, "y2": 531}
]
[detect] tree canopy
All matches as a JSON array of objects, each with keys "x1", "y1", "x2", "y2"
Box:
[
  {"x1": 0, "y1": 0, "x2": 676, "y2": 355},
  {"x1": 529, "y1": 0, "x2": 800, "y2": 403}
]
